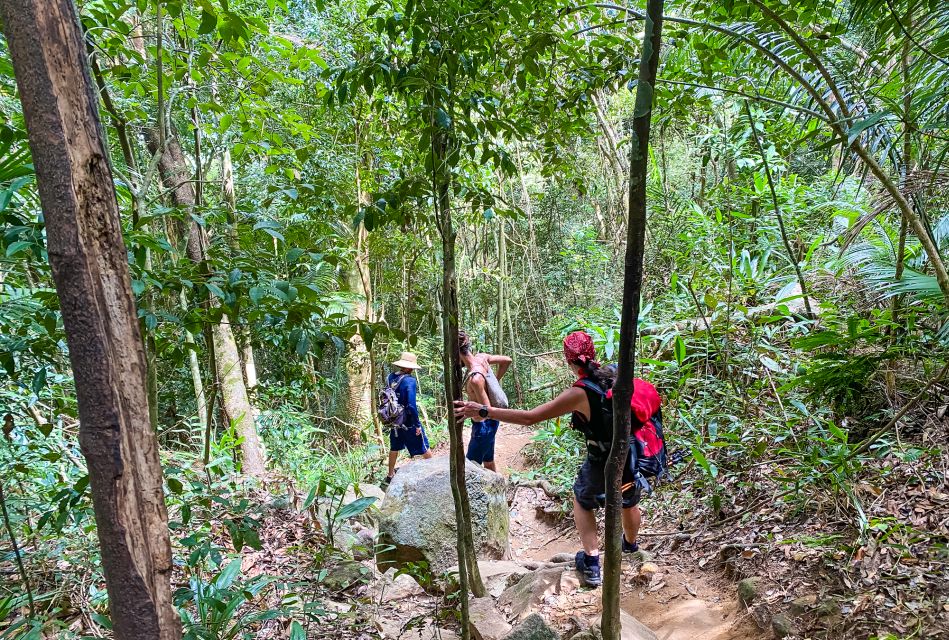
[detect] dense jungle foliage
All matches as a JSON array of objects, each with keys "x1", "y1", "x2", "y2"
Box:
[{"x1": 0, "y1": 0, "x2": 947, "y2": 638}]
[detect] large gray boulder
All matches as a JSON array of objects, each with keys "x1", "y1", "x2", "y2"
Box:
[{"x1": 377, "y1": 456, "x2": 510, "y2": 573}]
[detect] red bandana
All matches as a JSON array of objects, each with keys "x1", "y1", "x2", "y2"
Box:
[{"x1": 563, "y1": 331, "x2": 597, "y2": 366}]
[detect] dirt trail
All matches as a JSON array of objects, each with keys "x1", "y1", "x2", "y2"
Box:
[{"x1": 490, "y1": 425, "x2": 765, "y2": 640}]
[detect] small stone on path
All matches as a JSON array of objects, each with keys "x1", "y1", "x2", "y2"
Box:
[
  {"x1": 619, "y1": 611, "x2": 659, "y2": 640},
  {"x1": 771, "y1": 614, "x2": 795, "y2": 638},
  {"x1": 500, "y1": 566, "x2": 569, "y2": 620},
  {"x1": 377, "y1": 569, "x2": 425, "y2": 602},
  {"x1": 737, "y1": 576, "x2": 761, "y2": 606},
  {"x1": 789, "y1": 594, "x2": 817, "y2": 615},
  {"x1": 503, "y1": 613, "x2": 560, "y2": 640},
  {"x1": 469, "y1": 597, "x2": 513, "y2": 640},
  {"x1": 627, "y1": 550, "x2": 654, "y2": 564}
]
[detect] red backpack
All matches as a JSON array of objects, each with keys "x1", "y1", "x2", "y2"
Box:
[{"x1": 573, "y1": 377, "x2": 668, "y2": 479}]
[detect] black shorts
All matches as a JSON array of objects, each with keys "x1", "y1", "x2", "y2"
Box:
[{"x1": 572, "y1": 452, "x2": 642, "y2": 512}]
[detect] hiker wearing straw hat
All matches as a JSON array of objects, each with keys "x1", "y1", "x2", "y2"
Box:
[{"x1": 382, "y1": 351, "x2": 432, "y2": 486}]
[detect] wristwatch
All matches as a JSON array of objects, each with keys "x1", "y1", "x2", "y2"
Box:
[{"x1": 478, "y1": 405, "x2": 489, "y2": 418}]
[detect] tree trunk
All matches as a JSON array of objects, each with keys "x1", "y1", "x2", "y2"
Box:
[
  {"x1": 241, "y1": 342, "x2": 259, "y2": 391},
  {"x1": 213, "y1": 318, "x2": 267, "y2": 476},
  {"x1": 181, "y1": 290, "x2": 208, "y2": 430},
  {"x1": 892, "y1": 2, "x2": 914, "y2": 329},
  {"x1": 345, "y1": 175, "x2": 375, "y2": 429},
  {"x1": 0, "y1": 2, "x2": 181, "y2": 637},
  {"x1": 219, "y1": 138, "x2": 259, "y2": 392},
  {"x1": 743, "y1": 101, "x2": 814, "y2": 318},
  {"x1": 602, "y1": 1, "x2": 663, "y2": 639},
  {"x1": 433, "y1": 130, "x2": 485, "y2": 632},
  {"x1": 145, "y1": 130, "x2": 266, "y2": 478}
]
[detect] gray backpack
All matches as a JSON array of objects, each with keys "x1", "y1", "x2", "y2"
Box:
[
  {"x1": 378, "y1": 374, "x2": 406, "y2": 428},
  {"x1": 464, "y1": 367, "x2": 509, "y2": 409}
]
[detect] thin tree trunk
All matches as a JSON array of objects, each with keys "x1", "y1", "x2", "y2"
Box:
[
  {"x1": 213, "y1": 319, "x2": 267, "y2": 475},
  {"x1": 0, "y1": 2, "x2": 181, "y2": 637},
  {"x1": 218, "y1": 132, "x2": 259, "y2": 391},
  {"x1": 603, "y1": 1, "x2": 663, "y2": 638},
  {"x1": 893, "y1": 3, "x2": 914, "y2": 329},
  {"x1": 743, "y1": 101, "x2": 814, "y2": 318},
  {"x1": 181, "y1": 290, "x2": 208, "y2": 429},
  {"x1": 145, "y1": 130, "x2": 266, "y2": 478},
  {"x1": 496, "y1": 219, "x2": 506, "y2": 354},
  {"x1": 345, "y1": 150, "x2": 376, "y2": 437},
  {"x1": 433, "y1": 128, "x2": 485, "y2": 627}
]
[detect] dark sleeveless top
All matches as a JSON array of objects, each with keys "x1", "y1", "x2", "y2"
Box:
[{"x1": 571, "y1": 381, "x2": 613, "y2": 462}]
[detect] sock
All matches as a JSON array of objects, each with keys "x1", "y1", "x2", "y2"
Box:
[{"x1": 584, "y1": 553, "x2": 600, "y2": 567}]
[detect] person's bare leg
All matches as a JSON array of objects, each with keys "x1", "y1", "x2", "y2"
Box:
[
  {"x1": 573, "y1": 497, "x2": 600, "y2": 555},
  {"x1": 484, "y1": 460, "x2": 497, "y2": 472},
  {"x1": 387, "y1": 450, "x2": 399, "y2": 478},
  {"x1": 622, "y1": 505, "x2": 642, "y2": 545},
  {"x1": 421, "y1": 450, "x2": 433, "y2": 459}
]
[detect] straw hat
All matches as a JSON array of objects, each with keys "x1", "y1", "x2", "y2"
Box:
[{"x1": 392, "y1": 351, "x2": 421, "y2": 370}]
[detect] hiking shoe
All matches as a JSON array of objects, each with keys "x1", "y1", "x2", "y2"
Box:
[
  {"x1": 381, "y1": 469, "x2": 397, "y2": 489},
  {"x1": 575, "y1": 551, "x2": 602, "y2": 587},
  {"x1": 622, "y1": 537, "x2": 639, "y2": 554}
]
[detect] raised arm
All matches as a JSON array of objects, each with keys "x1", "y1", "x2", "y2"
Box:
[
  {"x1": 488, "y1": 354, "x2": 513, "y2": 379},
  {"x1": 454, "y1": 386, "x2": 587, "y2": 426}
]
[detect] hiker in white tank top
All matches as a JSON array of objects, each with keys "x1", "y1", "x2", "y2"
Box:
[{"x1": 458, "y1": 330, "x2": 512, "y2": 473}]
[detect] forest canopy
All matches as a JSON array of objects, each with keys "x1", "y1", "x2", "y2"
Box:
[{"x1": 0, "y1": 0, "x2": 947, "y2": 639}]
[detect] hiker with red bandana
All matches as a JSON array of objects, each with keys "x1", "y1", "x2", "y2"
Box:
[{"x1": 454, "y1": 330, "x2": 664, "y2": 588}]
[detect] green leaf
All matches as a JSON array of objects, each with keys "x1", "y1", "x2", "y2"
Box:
[
  {"x1": 435, "y1": 108, "x2": 451, "y2": 130},
  {"x1": 633, "y1": 80, "x2": 654, "y2": 118},
  {"x1": 198, "y1": 9, "x2": 218, "y2": 35},
  {"x1": 290, "y1": 622, "x2": 306, "y2": 640},
  {"x1": 5, "y1": 240, "x2": 32, "y2": 257},
  {"x1": 335, "y1": 496, "x2": 377, "y2": 520},
  {"x1": 301, "y1": 484, "x2": 320, "y2": 510},
  {"x1": 31, "y1": 367, "x2": 46, "y2": 396},
  {"x1": 249, "y1": 286, "x2": 266, "y2": 305},
  {"x1": 827, "y1": 422, "x2": 848, "y2": 444},
  {"x1": 759, "y1": 355, "x2": 784, "y2": 374},
  {"x1": 846, "y1": 112, "x2": 886, "y2": 145},
  {"x1": 206, "y1": 282, "x2": 227, "y2": 299},
  {"x1": 214, "y1": 559, "x2": 242, "y2": 590},
  {"x1": 167, "y1": 478, "x2": 183, "y2": 494},
  {"x1": 674, "y1": 335, "x2": 686, "y2": 366},
  {"x1": 691, "y1": 447, "x2": 717, "y2": 479},
  {"x1": 90, "y1": 612, "x2": 112, "y2": 630}
]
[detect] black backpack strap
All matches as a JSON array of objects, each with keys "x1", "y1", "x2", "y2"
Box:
[
  {"x1": 573, "y1": 378, "x2": 614, "y2": 457},
  {"x1": 573, "y1": 378, "x2": 606, "y2": 396}
]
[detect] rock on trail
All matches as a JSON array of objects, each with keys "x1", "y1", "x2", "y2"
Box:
[{"x1": 377, "y1": 456, "x2": 510, "y2": 572}]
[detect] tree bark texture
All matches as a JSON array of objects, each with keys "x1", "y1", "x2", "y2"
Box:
[
  {"x1": 213, "y1": 318, "x2": 267, "y2": 476},
  {"x1": 602, "y1": 1, "x2": 663, "y2": 639},
  {"x1": 0, "y1": 1, "x2": 181, "y2": 637},
  {"x1": 434, "y1": 131, "x2": 486, "y2": 628},
  {"x1": 145, "y1": 130, "x2": 266, "y2": 478}
]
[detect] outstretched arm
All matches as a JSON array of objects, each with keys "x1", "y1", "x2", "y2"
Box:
[
  {"x1": 454, "y1": 386, "x2": 586, "y2": 426},
  {"x1": 488, "y1": 354, "x2": 513, "y2": 379}
]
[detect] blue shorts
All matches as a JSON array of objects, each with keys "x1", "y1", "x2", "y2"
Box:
[
  {"x1": 389, "y1": 424, "x2": 429, "y2": 457},
  {"x1": 466, "y1": 419, "x2": 500, "y2": 464}
]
